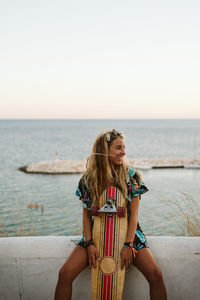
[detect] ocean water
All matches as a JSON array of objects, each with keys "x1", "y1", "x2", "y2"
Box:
[{"x1": 0, "y1": 119, "x2": 200, "y2": 237}]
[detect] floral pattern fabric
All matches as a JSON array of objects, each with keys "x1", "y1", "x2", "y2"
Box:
[{"x1": 75, "y1": 166, "x2": 149, "y2": 252}]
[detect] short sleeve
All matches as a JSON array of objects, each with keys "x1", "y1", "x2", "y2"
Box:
[
  {"x1": 75, "y1": 177, "x2": 92, "y2": 209},
  {"x1": 127, "y1": 167, "x2": 148, "y2": 201}
]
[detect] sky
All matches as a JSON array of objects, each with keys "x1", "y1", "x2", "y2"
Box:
[{"x1": 1, "y1": 0, "x2": 200, "y2": 119}]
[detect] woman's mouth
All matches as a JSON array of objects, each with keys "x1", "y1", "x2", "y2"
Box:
[{"x1": 116, "y1": 155, "x2": 123, "y2": 160}]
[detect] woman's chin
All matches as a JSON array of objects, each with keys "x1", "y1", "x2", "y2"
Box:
[{"x1": 112, "y1": 160, "x2": 123, "y2": 166}]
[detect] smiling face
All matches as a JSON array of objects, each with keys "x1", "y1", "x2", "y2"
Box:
[{"x1": 108, "y1": 137, "x2": 125, "y2": 166}]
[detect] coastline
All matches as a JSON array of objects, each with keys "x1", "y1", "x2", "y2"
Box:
[{"x1": 19, "y1": 157, "x2": 200, "y2": 174}]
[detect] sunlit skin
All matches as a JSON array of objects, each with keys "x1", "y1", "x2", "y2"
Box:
[{"x1": 109, "y1": 137, "x2": 125, "y2": 165}]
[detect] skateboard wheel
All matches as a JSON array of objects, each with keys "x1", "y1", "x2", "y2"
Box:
[
  {"x1": 89, "y1": 206, "x2": 100, "y2": 216},
  {"x1": 117, "y1": 207, "x2": 126, "y2": 217}
]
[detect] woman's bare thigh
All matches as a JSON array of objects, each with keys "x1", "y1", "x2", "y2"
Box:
[
  {"x1": 60, "y1": 245, "x2": 89, "y2": 281},
  {"x1": 133, "y1": 247, "x2": 163, "y2": 282}
]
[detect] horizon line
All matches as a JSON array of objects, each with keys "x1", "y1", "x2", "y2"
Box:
[{"x1": 0, "y1": 117, "x2": 200, "y2": 121}]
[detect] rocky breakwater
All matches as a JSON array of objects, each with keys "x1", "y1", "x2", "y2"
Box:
[
  {"x1": 19, "y1": 158, "x2": 200, "y2": 174},
  {"x1": 129, "y1": 157, "x2": 200, "y2": 169},
  {"x1": 19, "y1": 160, "x2": 87, "y2": 174}
]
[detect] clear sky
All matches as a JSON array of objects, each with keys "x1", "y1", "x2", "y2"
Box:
[{"x1": 1, "y1": 0, "x2": 200, "y2": 119}]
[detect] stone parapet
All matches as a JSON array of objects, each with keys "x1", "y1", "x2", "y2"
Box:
[{"x1": 0, "y1": 236, "x2": 200, "y2": 300}]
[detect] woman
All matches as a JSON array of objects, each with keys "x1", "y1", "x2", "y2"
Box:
[{"x1": 55, "y1": 129, "x2": 167, "y2": 300}]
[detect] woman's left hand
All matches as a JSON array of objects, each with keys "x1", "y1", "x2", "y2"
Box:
[{"x1": 120, "y1": 247, "x2": 133, "y2": 270}]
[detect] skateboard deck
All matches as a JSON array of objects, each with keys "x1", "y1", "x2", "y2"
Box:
[{"x1": 91, "y1": 186, "x2": 128, "y2": 300}]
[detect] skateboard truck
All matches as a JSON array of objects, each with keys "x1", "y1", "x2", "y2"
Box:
[
  {"x1": 98, "y1": 197, "x2": 117, "y2": 216},
  {"x1": 90, "y1": 197, "x2": 125, "y2": 218}
]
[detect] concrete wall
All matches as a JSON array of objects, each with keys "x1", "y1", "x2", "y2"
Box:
[{"x1": 0, "y1": 236, "x2": 200, "y2": 300}]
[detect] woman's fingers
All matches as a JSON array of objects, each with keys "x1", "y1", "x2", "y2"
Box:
[
  {"x1": 121, "y1": 257, "x2": 130, "y2": 270},
  {"x1": 92, "y1": 253, "x2": 97, "y2": 269},
  {"x1": 88, "y1": 247, "x2": 100, "y2": 269},
  {"x1": 89, "y1": 257, "x2": 92, "y2": 269},
  {"x1": 95, "y1": 249, "x2": 100, "y2": 259},
  {"x1": 125, "y1": 256, "x2": 131, "y2": 270},
  {"x1": 92, "y1": 249, "x2": 100, "y2": 269},
  {"x1": 121, "y1": 257, "x2": 124, "y2": 270},
  {"x1": 121, "y1": 251, "x2": 125, "y2": 269},
  {"x1": 121, "y1": 248, "x2": 133, "y2": 270},
  {"x1": 89, "y1": 256, "x2": 94, "y2": 269}
]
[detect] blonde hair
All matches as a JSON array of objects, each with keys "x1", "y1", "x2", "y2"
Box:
[{"x1": 83, "y1": 129, "x2": 128, "y2": 205}]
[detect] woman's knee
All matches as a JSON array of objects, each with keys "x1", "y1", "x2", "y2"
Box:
[
  {"x1": 58, "y1": 263, "x2": 74, "y2": 283},
  {"x1": 148, "y1": 267, "x2": 164, "y2": 285},
  {"x1": 57, "y1": 246, "x2": 88, "y2": 284}
]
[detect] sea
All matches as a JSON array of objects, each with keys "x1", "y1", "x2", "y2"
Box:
[{"x1": 0, "y1": 119, "x2": 200, "y2": 237}]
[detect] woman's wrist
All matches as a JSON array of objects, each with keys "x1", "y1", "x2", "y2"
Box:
[
  {"x1": 124, "y1": 242, "x2": 134, "y2": 248},
  {"x1": 83, "y1": 238, "x2": 94, "y2": 248},
  {"x1": 123, "y1": 242, "x2": 137, "y2": 258}
]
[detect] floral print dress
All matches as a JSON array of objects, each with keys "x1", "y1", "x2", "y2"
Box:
[{"x1": 76, "y1": 166, "x2": 149, "y2": 251}]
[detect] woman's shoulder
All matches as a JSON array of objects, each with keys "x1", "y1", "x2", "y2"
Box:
[
  {"x1": 126, "y1": 166, "x2": 136, "y2": 177},
  {"x1": 76, "y1": 175, "x2": 88, "y2": 196},
  {"x1": 126, "y1": 166, "x2": 142, "y2": 184},
  {"x1": 75, "y1": 176, "x2": 92, "y2": 209},
  {"x1": 126, "y1": 166, "x2": 148, "y2": 199}
]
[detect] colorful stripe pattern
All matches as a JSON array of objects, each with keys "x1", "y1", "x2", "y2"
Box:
[{"x1": 92, "y1": 187, "x2": 127, "y2": 300}]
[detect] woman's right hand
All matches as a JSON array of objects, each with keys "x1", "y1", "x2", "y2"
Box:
[{"x1": 87, "y1": 244, "x2": 100, "y2": 269}]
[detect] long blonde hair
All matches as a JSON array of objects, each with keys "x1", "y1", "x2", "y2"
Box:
[{"x1": 83, "y1": 129, "x2": 128, "y2": 205}]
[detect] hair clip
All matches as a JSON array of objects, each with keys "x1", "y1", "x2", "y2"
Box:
[
  {"x1": 106, "y1": 133, "x2": 111, "y2": 141},
  {"x1": 112, "y1": 129, "x2": 118, "y2": 136}
]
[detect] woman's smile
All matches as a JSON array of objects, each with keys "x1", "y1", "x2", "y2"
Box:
[{"x1": 109, "y1": 137, "x2": 125, "y2": 165}]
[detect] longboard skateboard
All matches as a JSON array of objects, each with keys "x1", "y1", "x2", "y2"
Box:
[{"x1": 91, "y1": 186, "x2": 128, "y2": 300}]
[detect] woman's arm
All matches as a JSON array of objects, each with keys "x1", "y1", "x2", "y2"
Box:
[
  {"x1": 82, "y1": 208, "x2": 99, "y2": 269},
  {"x1": 121, "y1": 195, "x2": 140, "y2": 270},
  {"x1": 126, "y1": 195, "x2": 140, "y2": 242},
  {"x1": 82, "y1": 207, "x2": 92, "y2": 241}
]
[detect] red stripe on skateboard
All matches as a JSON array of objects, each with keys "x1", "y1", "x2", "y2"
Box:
[
  {"x1": 103, "y1": 275, "x2": 107, "y2": 300},
  {"x1": 109, "y1": 186, "x2": 115, "y2": 257},
  {"x1": 102, "y1": 187, "x2": 116, "y2": 300},
  {"x1": 107, "y1": 276, "x2": 111, "y2": 300},
  {"x1": 109, "y1": 210, "x2": 114, "y2": 256},
  {"x1": 108, "y1": 187, "x2": 115, "y2": 299},
  {"x1": 105, "y1": 213, "x2": 110, "y2": 256}
]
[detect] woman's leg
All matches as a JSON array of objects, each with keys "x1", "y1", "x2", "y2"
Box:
[
  {"x1": 133, "y1": 247, "x2": 167, "y2": 300},
  {"x1": 54, "y1": 245, "x2": 88, "y2": 300}
]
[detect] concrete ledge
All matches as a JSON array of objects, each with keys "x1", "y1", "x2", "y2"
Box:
[{"x1": 0, "y1": 236, "x2": 200, "y2": 300}]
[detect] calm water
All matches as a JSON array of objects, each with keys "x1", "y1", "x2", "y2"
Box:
[{"x1": 0, "y1": 119, "x2": 200, "y2": 237}]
